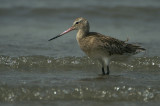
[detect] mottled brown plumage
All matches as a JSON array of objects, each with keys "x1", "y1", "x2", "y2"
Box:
[
  {"x1": 49, "y1": 17, "x2": 145, "y2": 75},
  {"x1": 78, "y1": 32, "x2": 145, "y2": 56}
]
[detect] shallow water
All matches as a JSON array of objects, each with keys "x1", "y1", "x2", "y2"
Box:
[
  {"x1": 0, "y1": 0, "x2": 160, "y2": 106},
  {"x1": 0, "y1": 56, "x2": 160, "y2": 105}
]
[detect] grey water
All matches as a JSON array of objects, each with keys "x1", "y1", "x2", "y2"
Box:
[{"x1": 0, "y1": 0, "x2": 160, "y2": 106}]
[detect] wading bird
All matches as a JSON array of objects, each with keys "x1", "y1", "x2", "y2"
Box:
[{"x1": 48, "y1": 17, "x2": 145, "y2": 75}]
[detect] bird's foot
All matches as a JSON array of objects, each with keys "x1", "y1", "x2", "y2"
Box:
[
  {"x1": 98, "y1": 73, "x2": 109, "y2": 76},
  {"x1": 106, "y1": 72, "x2": 109, "y2": 75}
]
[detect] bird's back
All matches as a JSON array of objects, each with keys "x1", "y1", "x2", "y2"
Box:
[{"x1": 80, "y1": 32, "x2": 145, "y2": 56}]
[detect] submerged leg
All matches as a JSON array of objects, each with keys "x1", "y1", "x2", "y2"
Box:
[
  {"x1": 100, "y1": 58, "x2": 110, "y2": 75},
  {"x1": 102, "y1": 67, "x2": 105, "y2": 75},
  {"x1": 106, "y1": 65, "x2": 110, "y2": 75}
]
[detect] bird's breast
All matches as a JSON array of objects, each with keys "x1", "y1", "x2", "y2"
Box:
[
  {"x1": 76, "y1": 36, "x2": 109, "y2": 59},
  {"x1": 77, "y1": 37, "x2": 91, "y2": 54}
]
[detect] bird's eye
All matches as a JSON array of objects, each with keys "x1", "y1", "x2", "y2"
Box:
[{"x1": 75, "y1": 22, "x2": 79, "y2": 24}]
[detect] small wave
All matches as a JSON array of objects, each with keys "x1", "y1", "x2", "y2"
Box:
[
  {"x1": 0, "y1": 55, "x2": 159, "y2": 72},
  {"x1": 0, "y1": 55, "x2": 96, "y2": 71},
  {"x1": 0, "y1": 84, "x2": 159, "y2": 102}
]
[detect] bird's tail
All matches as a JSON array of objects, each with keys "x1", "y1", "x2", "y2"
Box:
[
  {"x1": 126, "y1": 43, "x2": 146, "y2": 54},
  {"x1": 136, "y1": 46, "x2": 146, "y2": 53}
]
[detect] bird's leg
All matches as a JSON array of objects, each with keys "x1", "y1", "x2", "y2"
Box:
[
  {"x1": 102, "y1": 67, "x2": 105, "y2": 75},
  {"x1": 106, "y1": 65, "x2": 110, "y2": 75}
]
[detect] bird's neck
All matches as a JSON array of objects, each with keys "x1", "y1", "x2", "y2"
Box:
[{"x1": 76, "y1": 28, "x2": 89, "y2": 40}]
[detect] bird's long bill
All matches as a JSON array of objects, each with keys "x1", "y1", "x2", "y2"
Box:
[{"x1": 48, "y1": 27, "x2": 74, "y2": 41}]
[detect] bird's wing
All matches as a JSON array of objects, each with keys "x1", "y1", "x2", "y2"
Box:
[
  {"x1": 89, "y1": 32, "x2": 144, "y2": 55},
  {"x1": 99, "y1": 36, "x2": 126, "y2": 55}
]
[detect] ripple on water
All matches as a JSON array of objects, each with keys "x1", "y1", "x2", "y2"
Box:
[{"x1": 0, "y1": 85, "x2": 159, "y2": 102}]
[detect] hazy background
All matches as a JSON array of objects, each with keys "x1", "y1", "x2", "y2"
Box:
[{"x1": 0, "y1": 0, "x2": 160, "y2": 57}]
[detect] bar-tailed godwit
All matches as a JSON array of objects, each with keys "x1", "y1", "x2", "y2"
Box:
[{"x1": 49, "y1": 17, "x2": 145, "y2": 75}]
